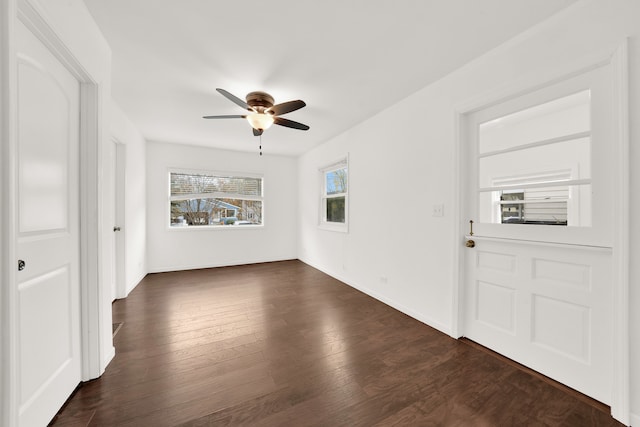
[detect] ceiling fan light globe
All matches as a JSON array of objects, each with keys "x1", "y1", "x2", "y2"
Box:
[{"x1": 247, "y1": 113, "x2": 274, "y2": 130}]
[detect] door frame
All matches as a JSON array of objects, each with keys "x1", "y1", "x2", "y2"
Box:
[
  {"x1": 451, "y1": 43, "x2": 629, "y2": 424},
  {"x1": 1, "y1": 1, "x2": 106, "y2": 425},
  {"x1": 112, "y1": 138, "x2": 127, "y2": 300}
]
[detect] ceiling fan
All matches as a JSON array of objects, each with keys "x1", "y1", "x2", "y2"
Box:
[{"x1": 203, "y1": 88, "x2": 310, "y2": 136}]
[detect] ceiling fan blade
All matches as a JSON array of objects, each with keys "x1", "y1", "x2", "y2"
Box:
[
  {"x1": 274, "y1": 117, "x2": 310, "y2": 131},
  {"x1": 216, "y1": 88, "x2": 252, "y2": 111},
  {"x1": 267, "y1": 100, "x2": 306, "y2": 116},
  {"x1": 253, "y1": 128, "x2": 263, "y2": 137},
  {"x1": 202, "y1": 114, "x2": 246, "y2": 119}
]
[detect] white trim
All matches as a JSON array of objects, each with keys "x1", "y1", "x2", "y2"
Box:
[
  {"x1": 479, "y1": 178, "x2": 590, "y2": 193},
  {"x1": 492, "y1": 170, "x2": 572, "y2": 186},
  {"x1": 1, "y1": 1, "x2": 18, "y2": 425},
  {"x1": 147, "y1": 256, "x2": 297, "y2": 274},
  {"x1": 478, "y1": 131, "x2": 590, "y2": 158},
  {"x1": 318, "y1": 157, "x2": 348, "y2": 171},
  {"x1": 454, "y1": 50, "x2": 613, "y2": 117},
  {"x1": 167, "y1": 223, "x2": 265, "y2": 231},
  {"x1": 609, "y1": 39, "x2": 630, "y2": 427},
  {"x1": 317, "y1": 222, "x2": 349, "y2": 234},
  {"x1": 125, "y1": 271, "x2": 147, "y2": 297},
  {"x1": 111, "y1": 139, "x2": 127, "y2": 300},
  {"x1": 17, "y1": 1, "x2": 92, "y2": 82},
  {"x1": 450, "y1": 111, "x2": 463, "y2": 338},
  {"x1": 453, "y1": 45, "x2": 629, "y2": 424},
  {"x1": 78, "y1": 80, "x2": 105, "y2": 380}
]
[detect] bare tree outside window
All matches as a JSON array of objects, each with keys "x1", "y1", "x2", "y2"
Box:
[
  {"x1": 170, "y1": 172, "x2": 263, "y2": 227},
  {"x1": 321, "y1": 162, "x2": 348, "y2": 229}
]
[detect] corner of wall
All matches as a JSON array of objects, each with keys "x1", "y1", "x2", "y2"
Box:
[{"x1": 298, "y1": 256, "x2": 452, "y2": 337}]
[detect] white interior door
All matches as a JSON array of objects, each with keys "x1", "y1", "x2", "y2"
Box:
[
  {"x1": 15, "y1": 20, "x2": 82, "y2": 426},
  {"x1": 462, "y1": 63, "x2": 616, "y2": 405}
]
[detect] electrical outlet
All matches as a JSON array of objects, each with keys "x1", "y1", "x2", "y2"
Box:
[{"x1": 432, "y1": 203, "x2": 444, "y2": 217}]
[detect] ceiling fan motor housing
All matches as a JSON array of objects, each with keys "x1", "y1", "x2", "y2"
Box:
[{"x1": 246, "y1": 91, "x2": 274, "y2": 111}]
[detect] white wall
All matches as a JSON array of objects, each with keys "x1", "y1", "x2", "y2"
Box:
[
  {"x1": 147, "y1": 141, "x2": 297, "y2": 272},
  {"x1": 110, "y1": 102, "x2": 147, "y2": 295},
  {"x1": 298, "y1": 0, "x2": 640, "y2": 424}
]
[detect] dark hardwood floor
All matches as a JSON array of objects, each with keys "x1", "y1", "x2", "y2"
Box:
[{"x1": 51, "y1": 260, "x2": 622, "y2": 426}]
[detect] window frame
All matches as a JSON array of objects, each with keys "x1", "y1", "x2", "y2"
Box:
[
  {"x1": 465, "y1": 64, "x2": 613, "y2": 247},
  {"x1": 167, "y1": 168, "x2": 264, "y2": 230},
  {"x1": 319, "y1": 157, "x2": 349, "y2": 233}
]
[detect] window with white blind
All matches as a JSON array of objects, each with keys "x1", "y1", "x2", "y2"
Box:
[
  {"x1": 320, "y1": 158, "x2": 348, "y2": 232},
  {"x1": 169, "y1": 170, "x2": 263, "y2": 227},
  {"x1": 493, "y1": 171, "x2": 571, "y2": 225}
]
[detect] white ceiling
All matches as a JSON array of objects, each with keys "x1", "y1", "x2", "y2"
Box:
[{"x1": 83, "y1": 0, "x2": 578, "y2": 156}]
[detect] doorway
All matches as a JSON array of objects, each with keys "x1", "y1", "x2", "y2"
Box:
[
  {"x1": 455, "y1": 48, "x2": 629, "y2": 420},
  {"x1": 111, "y1": 139, "x2": 126, "y2": 301},
  {"x1": 3, "y1": 7, "x2": 107, "y2": 426},
  {"x1": 15, "y1": 19, "x2": 82, "y2": 426}
]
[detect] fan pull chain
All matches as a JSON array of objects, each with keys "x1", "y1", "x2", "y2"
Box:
[{"x1": 259, "y1": 134, "x2": 262, "y2": 156}]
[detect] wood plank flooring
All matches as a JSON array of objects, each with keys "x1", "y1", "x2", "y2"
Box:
[{"x1": 50, "y1": 260, "x2": 622, "y2": 426}]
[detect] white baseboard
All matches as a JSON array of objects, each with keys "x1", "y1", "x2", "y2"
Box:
[
  {"x1": 299, "y1": 257, "x2": 451, "y2": 336},
  {"x1": 124, "y1": 271, "x2": 147, "y2": 297},
  {"x1": 147, "y1": 256, "x2": 296, "y2": 274},
  {"x1": 101, "y1": 345, "x2": 116, "y2": 375},
  {"x1": 630, "y1": 412, "x2": 639, "y2": 427}
]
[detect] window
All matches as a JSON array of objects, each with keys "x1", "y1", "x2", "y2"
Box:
[
  {"x1": 492, "y1": 171, "x2": 572, "y2": 226},
  {"x1": 477, "y1": 90, "x2": 592, "y2": 227},
  {"x1": 320, "y1": 159, "x2": 348, "y2": 231},
  {"x1": 169, "y1": 170, "x2": 263, "y2": 227},
  {"x1": 499, "y1": 187, "x2": 569, "y2": 225}
]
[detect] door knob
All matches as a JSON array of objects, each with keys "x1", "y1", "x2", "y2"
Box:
[
  {"x1": 113, "y1": 226, "x2": 121, "y2": 232},
  {"x1": 18, "y1": 259, "x2": 25, "y2": 271},
  {"x1": 465, "y1": 239, "x2": 475, "y2": 248}
]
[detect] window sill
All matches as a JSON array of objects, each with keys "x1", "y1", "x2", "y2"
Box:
[
  {"x1": 167, "y1": 224, "x2": 265, "y2": 231},
  {"x1": 318, "y1": 222, "x2": 348, "y2": 233}
]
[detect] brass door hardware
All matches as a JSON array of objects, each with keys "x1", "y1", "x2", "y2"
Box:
[{"x1": 465, "y1": 220, "x2": 475, "y2": 247}]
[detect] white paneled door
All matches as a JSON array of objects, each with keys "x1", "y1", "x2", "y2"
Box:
[
  {"x1": 16, "y1": 20, "x2": 82, "y2": 426},
  {"x1": 462, "y1": 63, "x2": 616, "y2": 405},
  {"x1": 463, "y1": 239, "x2": 612, "y2": 403}
]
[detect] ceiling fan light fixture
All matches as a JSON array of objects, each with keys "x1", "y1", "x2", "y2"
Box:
[
  {"x1": 205, "y1": 89, "x2": 309, "y2": 136},
  {"x1": 246, "y1": 113, "x2": 274, "y2": 130}
]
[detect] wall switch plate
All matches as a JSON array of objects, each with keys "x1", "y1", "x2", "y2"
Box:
[{"x1": 432, "y1": 203, "x2": 444, "y2": 217}]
